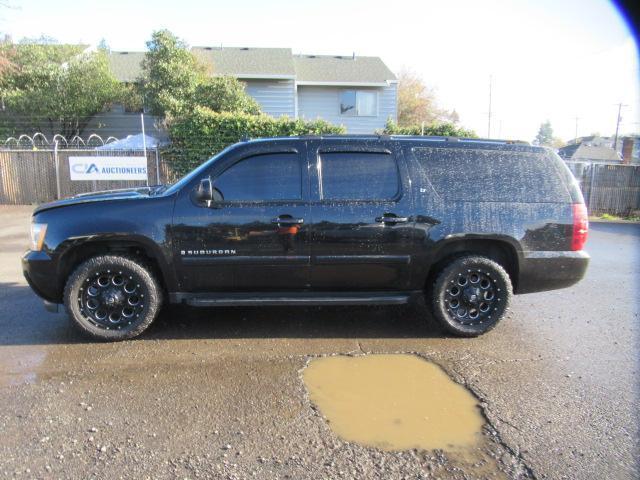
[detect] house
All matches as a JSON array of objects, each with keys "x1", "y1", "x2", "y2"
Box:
[
  {"x1": 558, "y1": 142, "x2": 622, "y2": 163},
  {"x1": 565, "y1": 135, "x2": 615, "y2": 148},
  {"x1": 98, "y1": 47, "x2": 397, "y2": 137}
]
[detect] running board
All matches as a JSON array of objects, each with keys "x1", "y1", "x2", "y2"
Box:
[{"x1": 171, "y1": 291, "x2": 415, "y2": 307}]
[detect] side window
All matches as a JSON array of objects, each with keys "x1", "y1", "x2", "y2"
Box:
[
  {"x1": 412, "y1": 147, "x2": 570, "y2": 203},
  {"x1": 319, "y1": 151, "x2": 399, "y2": 201},
  {"x1": 214, "y1": 152, "x2": 301, "y2": 202}
]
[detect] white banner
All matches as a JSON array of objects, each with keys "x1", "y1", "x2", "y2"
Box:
[{"x1": 69, "y1": 157, "x2": 148, "y2": 181}]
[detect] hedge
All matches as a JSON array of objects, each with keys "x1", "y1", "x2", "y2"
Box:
[
  {"x1": 164, "y1": 107, "x2": 345, "y2": 175},
  {"x1": 381, "y1": 119, "x2": 476, "y2": 138}
]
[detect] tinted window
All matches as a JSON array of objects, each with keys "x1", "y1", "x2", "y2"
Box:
[
  {"x1": 413, "y1": 147, "x2": 569, "y2": 203},
  {"x1": 320, "y1": 152, "x2": 399, "y2": 200},
  {"x1": 214, "y1": 153, "x2": 301, "y2": 201}
]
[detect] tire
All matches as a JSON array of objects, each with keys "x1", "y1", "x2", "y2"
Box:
[
  {"x1": 430, "y1": 255, "x2": 512, "y2": 337},
  {"x1": 63, "y1": 255, "x2": 162, "y2": 341}
]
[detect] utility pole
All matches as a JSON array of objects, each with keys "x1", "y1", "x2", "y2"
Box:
[
  {"x1": 613, "y1": 103, "x2": 628, "y2": 151},
  {"x1": 487, "y1": 75, "x2": 493, "y2": 138},
  {"x1": 574, "y1": 117, "x2": 579, "y2": 143}
]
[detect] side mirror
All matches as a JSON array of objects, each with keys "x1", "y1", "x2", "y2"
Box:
[
  {"x1": 196, "y1": 177, "x2": 213, "y2": 203},
  {"x1": 195, "y1": 177, "x2": 224, "y2": 207}
]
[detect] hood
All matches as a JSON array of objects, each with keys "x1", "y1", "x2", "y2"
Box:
[{"x1": 34, "y1": 186, "x2": 162, "y2": 214}]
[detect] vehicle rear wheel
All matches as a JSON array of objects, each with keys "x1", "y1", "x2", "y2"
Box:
[
  {"x1": 430, "y1": 255, "x2": 512, "y2": 337},
  {"x1": 64, "y1": 255, "x2": 162, "y2": 341}
]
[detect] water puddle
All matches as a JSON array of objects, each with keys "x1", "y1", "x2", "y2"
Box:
[
  {"x1": 0, "y1": 346, "x2": 48, "y2": 387},
  {"x1": 302, "y1": 354, "x2": 484, "y2": 451}
]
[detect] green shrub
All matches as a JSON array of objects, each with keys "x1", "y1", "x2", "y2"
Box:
[
  {"x1": 164, "y1": 107, "x2": 345, "y2": 176},
  {"x1": 192, "y1": 76, "x2": 261, "y2": 115},
  {"x1": 381, "y1": 119, "x2": 476, "y2": 138}
]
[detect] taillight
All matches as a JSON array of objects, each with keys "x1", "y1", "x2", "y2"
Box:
[{"x1": 571, "y1": 203, "x2": 588, "y2": 251}]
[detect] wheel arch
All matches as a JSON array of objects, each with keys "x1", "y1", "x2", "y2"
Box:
[
  {"x1": 424, "y1": 236, "x2": 521, "y2": 292},
  {"x1": 55, "y1": 235, "x2": 175, "y2": 301}
]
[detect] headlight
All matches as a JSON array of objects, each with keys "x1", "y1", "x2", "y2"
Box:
[{"x1": 30, "y1": 223, "x2": 48, "y2": 251}]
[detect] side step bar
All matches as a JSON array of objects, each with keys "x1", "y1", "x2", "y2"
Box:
[{"x1": 171, "y1": 291, "x2": 416, "y2": 307}]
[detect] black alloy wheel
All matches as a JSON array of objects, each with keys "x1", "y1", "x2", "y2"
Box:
[
  {"x1": 431, "y1": 255, "x2": 512, "y2": 337},
  {"x1": 64, "y1": 255, "x2": 162, "y2": 341},
  {"x1": 79, "y1": 270, "x2": 146, "y2": 329}
]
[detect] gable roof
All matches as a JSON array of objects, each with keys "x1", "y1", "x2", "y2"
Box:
[
  {"x1": 107, "y1": 47, "x2": 396, "y2": 85},
  {"x1": 559, "y1": 143, "x2": 621, "y2": 162},
  {"x1": 293, "y1": 55, "x2": 396, "y2": 85},
  {"x1": 108, "y1": 51, "x2": 145, "y2": 82},
  {"x1": 192, "y1": 47, "x2": 295, "y2": 78}
]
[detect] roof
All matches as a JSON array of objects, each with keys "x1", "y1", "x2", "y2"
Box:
[
  {"x1": 108, "y1": 47, "x2": 395, "y2": 85},
  {"x1": 293, "y1": 55, "x2": 396, "y2": 85},
  {"x1": 241, "y1": 135, "x2": 538, "y2": 151},
  {"x1": 108, "y1": 51, "x2": 145, "y2": 82},
  {"x1": 192, "y1": 47, "x2": 295, "y2": 78},
  {"x1": 558, "y1": 144, "x2": 621, "y2": 162}
]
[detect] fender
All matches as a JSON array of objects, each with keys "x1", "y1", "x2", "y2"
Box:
[{"x1": 55, "y1": 232, "x2": 178, "y2": 293}]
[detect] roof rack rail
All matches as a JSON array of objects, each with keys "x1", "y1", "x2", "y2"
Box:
[{"x1": 387, "y1": 135, "x2": 530, "y2": 145}]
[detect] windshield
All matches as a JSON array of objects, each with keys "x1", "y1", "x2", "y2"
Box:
[{"x1": 162, "y1": 144, "x2": 238, "y2": 196}]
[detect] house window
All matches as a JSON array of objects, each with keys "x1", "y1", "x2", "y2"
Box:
[{"x1": 340, "y1": 90, "x2": 377, "y2": 116}]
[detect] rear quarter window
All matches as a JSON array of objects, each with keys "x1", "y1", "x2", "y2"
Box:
[{"x1": 412, "y1": 147, "x2": 570, "y2": 203}]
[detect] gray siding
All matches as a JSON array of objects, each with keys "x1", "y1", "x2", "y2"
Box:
[
  {"x1": 244, "y1": 79, "x2": 296, "y2": 118},
  {"x1": 297, "y1": 84, "x2": 397, "y2": 134},
  {"x1": 82, "y1": 105, "x2": 166, "y2": 141}
]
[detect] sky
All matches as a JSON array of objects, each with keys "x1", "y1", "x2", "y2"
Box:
[{"x1": 1, "y1": 0, "x2": 638, "y2": 141}]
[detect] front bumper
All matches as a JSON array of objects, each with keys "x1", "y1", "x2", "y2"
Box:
[
  {"x1": 22, "y1": 249, "x2": 61, "y2": 303},
  {"x1": 516, "y1": 250, "x2": 590, "y2": 294}
]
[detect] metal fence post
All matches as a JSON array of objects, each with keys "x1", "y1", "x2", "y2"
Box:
[
  {"x1": 155, "y1": 148, "x2": 161, "y2": 185},
  {"x1": 54, "y1": 140, "x2": 61, "y2": 199}
]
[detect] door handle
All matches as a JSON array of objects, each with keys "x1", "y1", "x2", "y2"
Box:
[
  {"x1": 271, "y1": 216, "x2": 304, "y2": 225},
  {"x1": 375, "y1": 214, "x2": 409, "y2": 224}
]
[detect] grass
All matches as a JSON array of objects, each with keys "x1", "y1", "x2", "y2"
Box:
[{"x1": 590, "y1": 213, "x2": 640, "y2": 222}]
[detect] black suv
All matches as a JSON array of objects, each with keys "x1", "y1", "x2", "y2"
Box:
[{"x1": 22, "y1": 136, "x2": 589, "y2": 341}]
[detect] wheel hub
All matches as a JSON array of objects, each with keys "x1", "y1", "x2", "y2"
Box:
[
  {"x1": 463, "y1": 286, "x2": 481, "y2": 304},
  {"x1": 445, "y1": 269, "x2": 499, "y2": 326},
  {"x1": 102, "y1": 288, "x2": 124, "y2": 307},
  {"x1": 78, "y1": 270, "x2": 145, "y2": 329}
]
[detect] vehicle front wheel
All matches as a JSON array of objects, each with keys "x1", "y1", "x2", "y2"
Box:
[
  {"x1": 430, "y1": 255, "x2": 512, "y2": 337},
  {"x1": 64, "y1": 255, "x2": 162, "y2": 341}
]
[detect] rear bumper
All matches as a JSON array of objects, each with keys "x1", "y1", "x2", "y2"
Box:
[
  {"x1": 22, "y1": 250, "x2": 61, "y2": 303},
  {"x1": 516, "y1": 250, "x2": 589, "y2": 294}
]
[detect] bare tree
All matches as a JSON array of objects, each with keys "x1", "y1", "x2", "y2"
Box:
[{"x1": 397, "y1": 69, "x2": 458, "y2": 127}]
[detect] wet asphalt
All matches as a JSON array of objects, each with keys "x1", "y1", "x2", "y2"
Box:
[{"x1": 0, "y1": 205, "x2": 638, "y2": 479}]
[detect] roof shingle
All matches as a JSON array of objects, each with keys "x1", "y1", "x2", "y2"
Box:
[
  {"x1": 293, "y1": 54, "x2": 396, "y2": 84},
  {"x1": 107, "y1": 47, "x2": 396, "y2": 84},
  {"x1": 108, "y1": 51, "x2": 145, "y2": 82},
  {"x1": 192, "y1": 47, "x2": 295, "y2": 77}
]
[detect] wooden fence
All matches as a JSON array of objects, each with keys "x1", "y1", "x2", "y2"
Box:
[
  {"x1": 566, "y1": 162, "x2": 640, "y2": 216},
  {"x1": 0, "y1": 149, "x2": 182, "y2": 205}
]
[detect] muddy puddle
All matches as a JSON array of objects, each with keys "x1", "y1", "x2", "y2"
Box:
[
  {"x1": 0, "y1": 346, "x2": 48, "y2": 387},
  {"x1": 302, "y1": 354, "x2": 484, "y2": 451}
]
